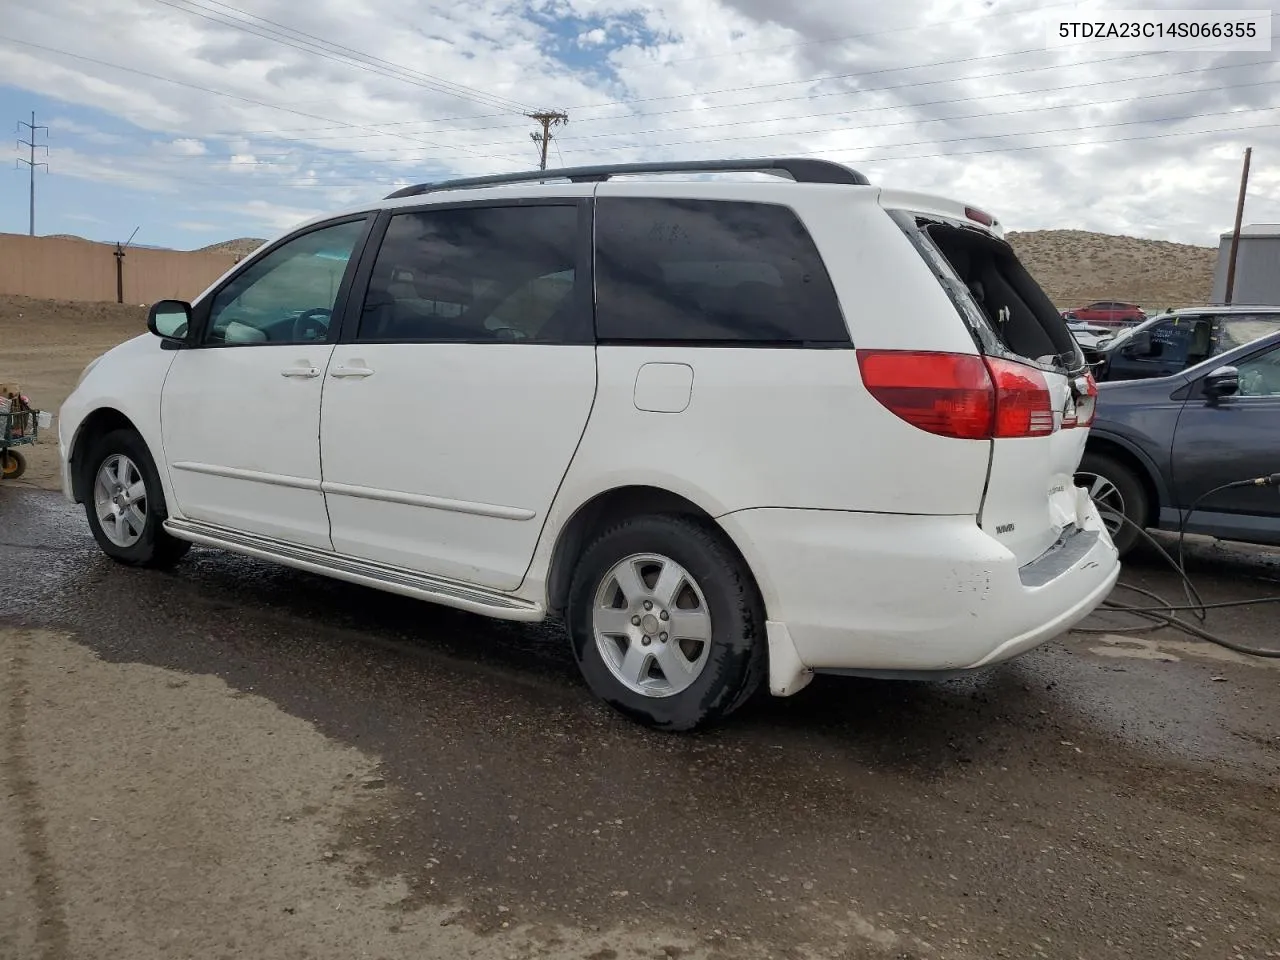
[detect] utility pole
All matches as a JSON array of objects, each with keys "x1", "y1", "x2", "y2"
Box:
[
  {"x1": 114, "y1": 227, "x2": 140, "y2": 304},
  {"x1": 1223, "y1": 146, "x2": 1252, "y2": 306},
  {"x1": 17, "y1": 111, "x2": 49, "y2": 236},
  {"x1": 527, "y1": 110, "x2": 568, "y2": 171}
]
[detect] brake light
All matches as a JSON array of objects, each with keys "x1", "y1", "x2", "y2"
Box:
[
  {"x1": 985, "y1": 356, "x2": 1055, "y2": 437},
  {"x1": 856, "y1": 350, "x2": 1055, "y2": 440},
  {"x1": 965, "y1": 206, "x2": 994, "y2": 227}
]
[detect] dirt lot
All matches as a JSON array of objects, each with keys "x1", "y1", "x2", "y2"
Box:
[
  {"x1": 1, "y1": 294, "x2": 147, "y2": 491},
  {"x1": 2, "y1": 293, "x2": 1279, "y2": 960},
  {"x1": 2, "y1": 489, "x2": 1279, "y2": 960}
]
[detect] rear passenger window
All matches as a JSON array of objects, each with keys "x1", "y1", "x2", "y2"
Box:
[
  {"x1": 594, "y1": 198, "x2": 848, "y2": 345},
  {"x1": 1221, "y1": 314, "x2": 1280, "y2": 351},
  {"x1": 357, "y1": 204, "x2": 585, "y2": 343}
]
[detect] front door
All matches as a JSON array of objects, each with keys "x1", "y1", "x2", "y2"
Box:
[
  {"x1": 319, "y1": 201, "x2": 596, "y2": 589},
  {"x1": 160, "y1": 216, "x2": 370, "y2": 548},
  {"x1": 1170, "y1": 339, "x2": 1280, "y2": 539}
]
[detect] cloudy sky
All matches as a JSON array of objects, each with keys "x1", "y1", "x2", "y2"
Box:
[{"x1": 1, "y1": 0, "x2": 1277, "y2": 249}]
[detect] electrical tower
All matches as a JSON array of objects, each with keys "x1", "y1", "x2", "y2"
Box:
[
  {"x1": 527, "y1": 110, "x2": 568, "y2": 171},
  {"x1": 17, "y1": 112, "x2": 49, "y2": 236}
]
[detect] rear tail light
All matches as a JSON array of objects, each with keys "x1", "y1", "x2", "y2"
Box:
[
  {"x1": 1063, "y1": 371, "x2": 1098, "y2": 428},
  {"x1": 856, "y1": 350, "x2": 1054, "y2": 440},
  {"x1": 985, "y1": 356, "x2": 1055, "y2": 437}
]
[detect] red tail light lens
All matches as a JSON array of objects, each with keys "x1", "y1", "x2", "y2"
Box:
[
  {"x1": 985, "y1": 357, "x2": 1055, "y2": 437},
  {"x1": 857, "y1": 350, "x2": 1055, "y2": 440},
  {"x1": 856, "y1": 350, "x2": 994, "y2": 440}
]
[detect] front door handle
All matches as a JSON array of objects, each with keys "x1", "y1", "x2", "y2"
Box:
[
  {"x1": 330, "y1": 364, "x2": 374, "y2": 379},
  {"x1": 281, "y1": 365, "x2": 321, "y2": 378}
]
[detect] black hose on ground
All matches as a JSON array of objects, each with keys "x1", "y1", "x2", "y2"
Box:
[{"x1": 1073, "y1": 474, "x2": 1280, "y2": 658}]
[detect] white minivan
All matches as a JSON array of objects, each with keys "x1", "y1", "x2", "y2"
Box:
[{"x1": 59, "y1": 158, "x2": 1119, "y2": 731}]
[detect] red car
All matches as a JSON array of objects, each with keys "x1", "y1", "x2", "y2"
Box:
[{"x1": 1068, "y1": 301, "x2": 1146, "y2": 326}]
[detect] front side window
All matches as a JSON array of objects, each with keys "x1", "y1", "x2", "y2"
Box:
[
  {"x1": 1144, "y1": 317, "x2": 1213, "y2": 366},
  {"x1": 594, "y1": 197, "x2": 848, "y2": 344},
  {"x1": 357, "y1": 204, "x2": 581, "y2": 343},
  {"x1": 203, "y1": 218, "x2": 367, "y2": 346},
  {"x1": 1236, "y1": 344, "x2": 1280, "y2": 397}
]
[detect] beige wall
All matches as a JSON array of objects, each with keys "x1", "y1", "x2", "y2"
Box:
[{"x1": 0, "y1": 233, "x2": 243, "y2": 305}]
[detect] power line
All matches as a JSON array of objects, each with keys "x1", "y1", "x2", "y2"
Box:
[
  {"x1": 207, "y1": 43, "x2": 1269, "y2": 145},
  {"x1": 662, "y1": 0, "x2": 1080, "y2": 64},
  {"x1": 227, "y1": 74, "x2": 1274, "y2": 158},
  {"x1": 43, "y1": 116, "x2": 1280, "y2": 196},
  {"x1": 149, "y1": 0, "x2": 531, "y2": 114},
  {"x1": 557, "y1": 79, "x2": 1280, "y2": 155},
  {"x1": 0, "y1": 34, "x2": 527, "y2": 164},
  {"x1": 224, "y1": 10, "x2": 1280, "y2": 139},
  {"x1": 179, "y1": 94, "x2": 1280, "y2": 170},
  {"x1": 538, "y1": 69, "x2": 1280, "y2": 146},
  {"x1": 794, "y1": 117, "x2": 1280, "y2": 166},
  {"x1": 16, "y1": 110, "x2": 48, "y2": 236},
  {"x1": 74, "y1": 103, "x2": 1280, "y2": 193}
]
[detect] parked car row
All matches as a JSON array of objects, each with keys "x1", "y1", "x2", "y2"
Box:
[
  {"x1": 1076, "y1": 321, "x2": 1280, "y2": 558},
  {"x1": 1065, "y1": 305, "x2": 1280, "y2": 379}
]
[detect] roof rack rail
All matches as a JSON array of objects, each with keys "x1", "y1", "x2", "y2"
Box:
[{"x1": 384, "y1": 157, "x2": 871, "y2": 199}]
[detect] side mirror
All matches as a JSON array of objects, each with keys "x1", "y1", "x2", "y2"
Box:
[
  {"x1": 1202, "y1": 365, "x2": 1239, "y2": 399},
  {"x1": 148, "y1": 300, "x2": 192, "y2": 346}
]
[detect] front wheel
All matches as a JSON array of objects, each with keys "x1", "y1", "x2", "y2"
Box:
[
  {"x1": 1076, "y1": 452, "x2": 1148, "y2": 558},
  {"x1": 566, "y1": 514, "x2": 766, "y2": 732},
  {"x1": 83, "y1": 428, "x2": 191, "y2": 568}
]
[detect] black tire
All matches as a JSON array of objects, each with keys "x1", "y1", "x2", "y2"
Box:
[
  {"x1": 566, "y1": 513, "x2": 766, "y2": 732},
  {"x1": 82, "y1": 428, "x2": 191, "y2": 569},
  {"x1": 1076, "y1": 451, "x2": 1148, "y2": 558},
  {"x1": 1, "y1": 449, "x2": 26, "y2": 480}
]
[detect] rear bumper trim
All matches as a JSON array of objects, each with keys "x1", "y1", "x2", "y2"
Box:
[{"x1": 1018, "y1": 524, "x2": 1100, "y2": 588}]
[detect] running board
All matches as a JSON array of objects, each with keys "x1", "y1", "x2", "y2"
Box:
[{"x1": 163, "y1": 518, "x2": 544, "y2": 622}]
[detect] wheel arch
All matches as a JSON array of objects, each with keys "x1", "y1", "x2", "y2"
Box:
[
  {"x1": 543, "y1": 484, "x2": 769, "y2": 620},
  {"x1": 1081, "y1": 432, "x2": 1164, "y2": 528},
  {"x1": 67, "y1": 408, "x2": 146, "y2": 503}
]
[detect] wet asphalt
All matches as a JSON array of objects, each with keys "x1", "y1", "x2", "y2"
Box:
[{"x1": 2, "y1": 487, "x2": 1279, "y2": 960}]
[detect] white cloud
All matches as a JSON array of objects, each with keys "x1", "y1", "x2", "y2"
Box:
[
  {"x1": 0, "y1": 0, "x2": 1276, "y2": 245},
  {"x1": 45, "y1": 117, "x2": 126, "y2": 145},
  {"x1": 157, "y1": 137, "x2": 208, "y2": 156}
]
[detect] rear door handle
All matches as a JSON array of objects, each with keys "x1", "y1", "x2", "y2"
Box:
[
  {"x1": 330, "y1": 364, "x2": 374, "y2": 379},
  {"x1": 281, "y1": 365, "x2": 321, "y2": 378}
]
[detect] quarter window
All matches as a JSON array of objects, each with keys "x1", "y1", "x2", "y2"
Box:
[
  {"x1": 1220, "y1": 314, "x2": 1280, "y2": 351},
  {"x1": 357, "y1": 204, "x2": 582, "y2": 343},
  {"x1": 594, "y1": 198, "x2": 848, "y2": 344},
  {"x1": 203, "y1": 218, "x2": 366, "y2": 346}
]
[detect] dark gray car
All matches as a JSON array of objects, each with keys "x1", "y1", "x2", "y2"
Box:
[
  {"x1": 1081, "y1": 305, "x2": 1280, "y2": 383},
  {"x1": 1075, "y1": 329, "x2": 1280, "y2": 557}
]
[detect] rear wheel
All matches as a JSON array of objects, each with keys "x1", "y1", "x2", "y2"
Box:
[
  {"x1": 1076, "y1": 451, "x2": 1148, "y2": 558},
  {"x1": 566, "y1": 514, "x2": 765, "y2": 732},
  {"x1": 83, "y1": 428, "x2": 191, "y2": 568}
]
